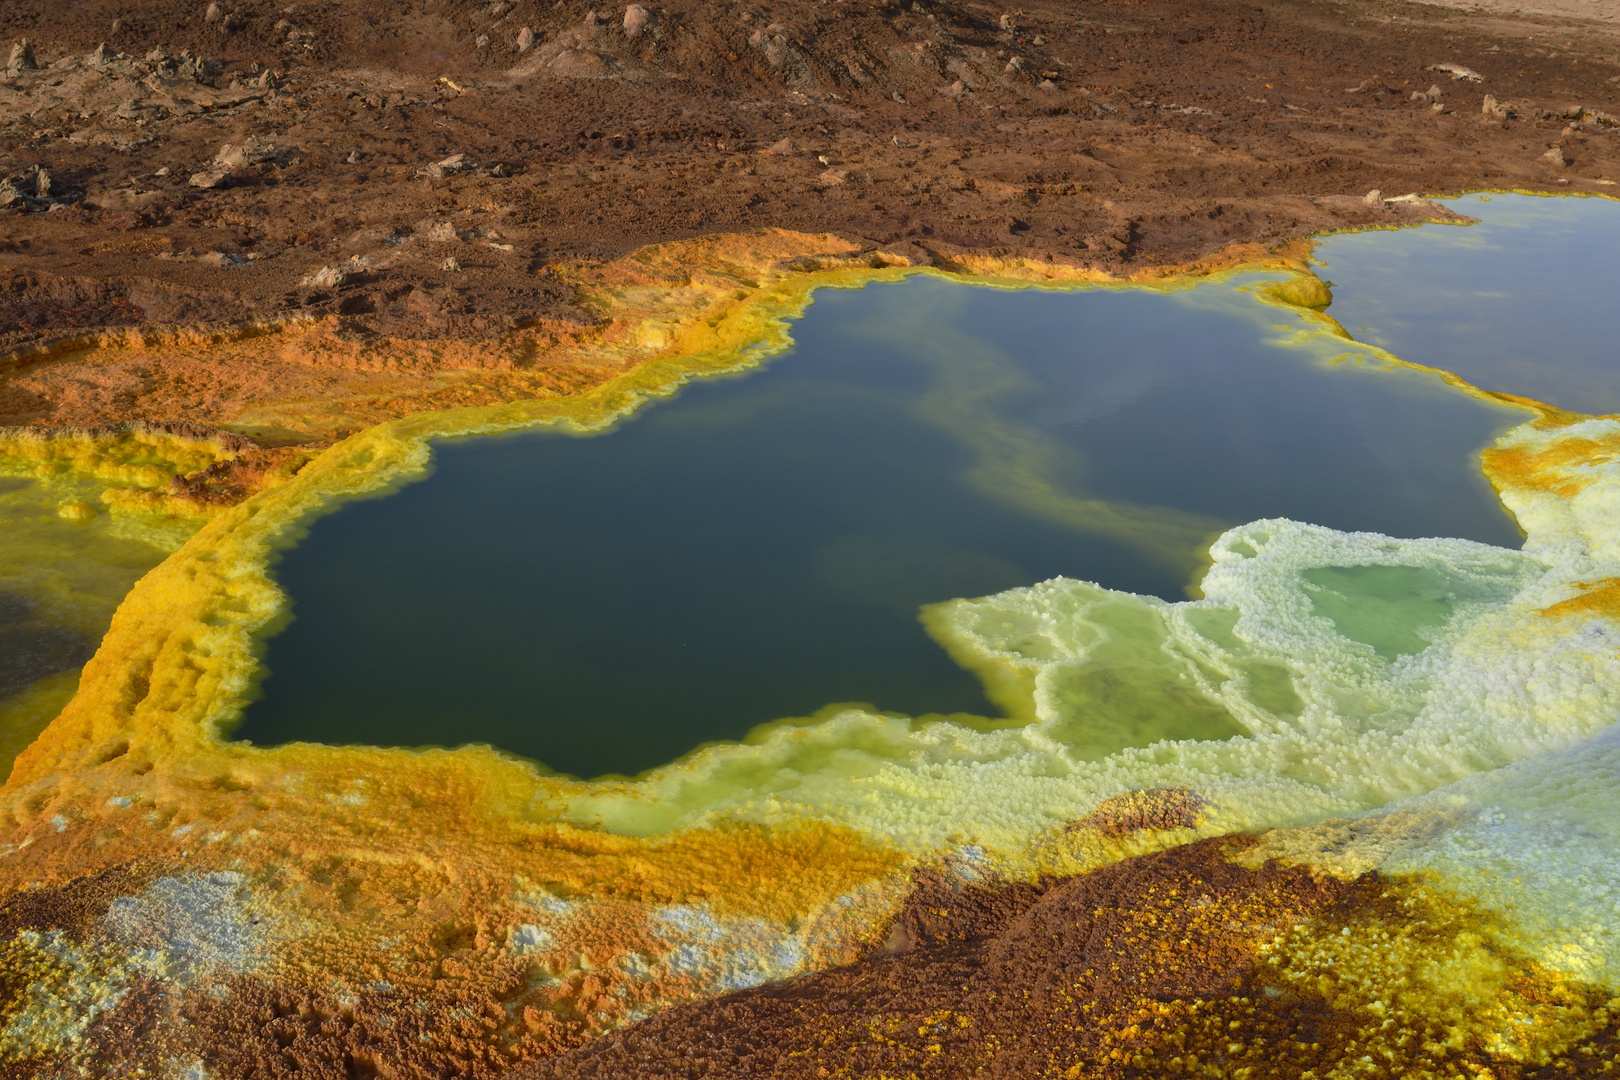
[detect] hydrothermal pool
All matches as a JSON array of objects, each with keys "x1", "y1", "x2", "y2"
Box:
[{"x1": 234, "y1": 270, "x2": 1522, "y2": 778}]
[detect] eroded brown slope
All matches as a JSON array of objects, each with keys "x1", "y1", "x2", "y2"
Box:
[{"x1": 1, "y1": 0, "x2": 1617, "y2": 435}]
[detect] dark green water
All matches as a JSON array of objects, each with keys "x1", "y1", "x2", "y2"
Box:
[
  {"x1": 235, "y1": 274, "x2": 1522, "y2": 778},
  {"x1": 1315, "y1": 193, "x2": 1620, "y2": 415}
]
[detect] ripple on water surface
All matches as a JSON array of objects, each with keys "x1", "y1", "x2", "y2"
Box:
[{"x1": 235, "y1": 266, "x2": 1528, "y2": 779}]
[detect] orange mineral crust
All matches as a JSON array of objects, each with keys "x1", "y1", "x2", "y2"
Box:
[
  {"x1": 0, "y1": 226, "x2": 1341, "y2": 450},
  {"x1": 1483, "y1": 431, "x2": 1620, "y2": 502}
]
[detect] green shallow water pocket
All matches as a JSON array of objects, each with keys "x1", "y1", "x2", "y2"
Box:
[
  {"x1": 1301, "y1": 563, "x2": 1528, "y2": 661},
  {"x1": 233, "y1": 273, "x2": 1523, "y2": 779},
  {"x1": 1029, "y1": 594, "x2": 1251, "y2": 760},
  {"x1": 0, "y1": 473, "x2": 196, "y2": 779}
]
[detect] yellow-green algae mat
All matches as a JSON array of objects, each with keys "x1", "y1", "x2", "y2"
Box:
[{"x1": 2, "y1": 254, "x2": 1620, "y2": 1072}]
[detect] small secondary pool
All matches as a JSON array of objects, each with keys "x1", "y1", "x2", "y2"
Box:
[
  {"x1": 233, "y1": 254, "x2": 1539, "y2": 778},
  {"x1": 1314, "y1": 192, "x2": 1620, "y2": 414}
]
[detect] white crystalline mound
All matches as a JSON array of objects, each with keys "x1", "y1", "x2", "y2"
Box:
[
  {"x1": 1380, "y1": 721, "x2": 1620, "y2": 984},
  {"x1": 104, "y1": 870, "x2": 269, "y2": 980}
]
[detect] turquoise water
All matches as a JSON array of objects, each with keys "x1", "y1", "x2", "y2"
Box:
[
  {"x1": 233, "y1": 271, "x2": 1524, "y2": 779},
  {"x1": 1314, "y1": 193, "x2": 1620, "y2": 414}
]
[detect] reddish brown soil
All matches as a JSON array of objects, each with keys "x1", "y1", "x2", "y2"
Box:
[{"x1": 2, "y1": 0, "x2": 1618, "y2": 434}]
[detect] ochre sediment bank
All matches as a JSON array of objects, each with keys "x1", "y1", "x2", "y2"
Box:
[{"x1": 0, "y1": 223, "x2": 1380, "y2": 444}]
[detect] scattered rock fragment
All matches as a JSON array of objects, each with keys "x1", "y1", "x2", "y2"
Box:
[
  {"x1": 1560, "y1": 105, "x2": 1617, "y2": 128},
  {"x1": 7, "y1": 38, "x2": 38, "y2": 74},
  {"x1": 189, "y1": 137, "x2": 292, "y2": 188},
  {"x1": 1543, "y1": 145, "x2": 1569, "y2": 167},
  {"x1": 0, "y1": 165, "x2": 76, "y2": 210},
  {"x1": 624, "y1": 4, "x2": 656, "y2": 38},
  {"x1": 1363, "y1": 188, "x2": 1382, "y2": 205},
  {"x1": 1429, "y1": 62, "x2": 1482, "y2": 82},
  {"x1": 419, "y1": 153, "x2": 473, "y2": 179},
  {"x1": 1482, "y1": 94, "x2": 1511, "y2": 120},
  {"x1": 517, "y1": 26, "x2": 535, "y2": 51},
  {"x1": 442, "y1": 257, "x2": 462, "y2": 272},
  {"x1": 216, "y1": 141, "x2": 284, "y2": 169},
  {"x1": 205, "y1": 2, "x2": 223, "y2": 22},
  {"x1": 300, "y1": 265, "x2": 347, "y2": 288},
  {"x1": 189, "y1": 165, "x2": 230, "y2": 189}
]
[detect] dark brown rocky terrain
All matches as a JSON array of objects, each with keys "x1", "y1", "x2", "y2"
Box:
[{"x1": 1, "y1": 0, "x2": 1617, "y2": 432}]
